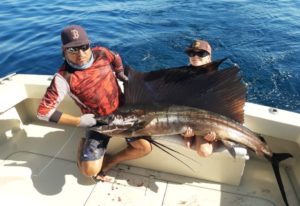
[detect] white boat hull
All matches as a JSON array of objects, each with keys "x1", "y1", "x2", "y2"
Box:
[{"x1": 0, "y1": 74, "x2": 299, "y2": 205}]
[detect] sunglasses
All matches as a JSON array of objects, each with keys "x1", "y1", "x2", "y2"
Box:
[
  {"x1": 66, "y1": 44, "x2": 90, "y2": 54},
  {"x1": 187, "y1": 51, "x2": 209, "y2": 58}
]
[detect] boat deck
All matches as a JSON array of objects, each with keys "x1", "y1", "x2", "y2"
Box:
[{"x1": 1, "y1": 120, "x2": 299, "y2": 206}]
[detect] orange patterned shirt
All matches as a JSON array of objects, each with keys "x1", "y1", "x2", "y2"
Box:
[{"x1": 37, "y1": 47, "x2": 124, "y2": 121}]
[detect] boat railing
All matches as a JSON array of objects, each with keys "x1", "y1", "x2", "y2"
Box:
[{"x1": 0, "y1": 73, "x2": 16, "y2": 85}]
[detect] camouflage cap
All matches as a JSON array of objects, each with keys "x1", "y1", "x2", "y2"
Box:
[{"x1": 185, "y1": 39, "x2": 212, "y2": 54}]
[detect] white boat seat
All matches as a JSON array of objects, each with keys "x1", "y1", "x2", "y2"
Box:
[{"x1": 107, "y1": 135, "x2": 249, "y2": 186}]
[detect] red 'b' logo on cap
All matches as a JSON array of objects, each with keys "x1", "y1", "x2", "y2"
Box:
[{"x1": 71, "y1": 29, "x2": 80, "y2": 39}]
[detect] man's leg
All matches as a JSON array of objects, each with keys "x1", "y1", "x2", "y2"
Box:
[
  {"x1": 195, "y1": 137, "x2": 213, "y2": 157},
  {"x1": 77, "y1": 138, "x2": 104, "y2": 176},
  {"x1": 195, "y1": 132, "x2": 217, "y2": 157},
  {"x1": 77, "y1": 130, "x2": 110, "y2": 177},
  {"x1": 98, "y1": 138, "x2": 152, "y2": 177}
]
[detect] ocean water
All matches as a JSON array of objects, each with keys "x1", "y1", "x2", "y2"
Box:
[{"x1": 0, "y1": 0, "x2": 299, "y2": 112}]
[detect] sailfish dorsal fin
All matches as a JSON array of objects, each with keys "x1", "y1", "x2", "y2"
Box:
[{"x1": 124, "y1": 59, "x2": 246, "y2": 123}]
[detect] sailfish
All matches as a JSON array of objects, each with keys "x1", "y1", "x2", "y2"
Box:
[{"x1": 93, "y1": 59, "x2": 292, "y2": 206}]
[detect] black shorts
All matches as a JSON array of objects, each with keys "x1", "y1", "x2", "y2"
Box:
[
  {"x1": 125, "y1": 136, "x2": 145, "y2": 143},
  {"x1": 80, "y1": 129, "x2": 110, "y2": 161},
  {"x1": 125, "y1": 136, "x2": 152, "y2": 145}
]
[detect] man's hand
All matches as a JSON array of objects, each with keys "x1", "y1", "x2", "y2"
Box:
[
  {"x1": 181, "y1": 127, "x2": 195, "y2": 148},
  {"x1": 116, "y1": 71, "x2": 128, "y2": 82},
  {"x1": 78, "y1": 114, "x2": 97, "y2": 127},
  {"x1": 203, "y1": 131, "x2": 216, "y2": 142}
]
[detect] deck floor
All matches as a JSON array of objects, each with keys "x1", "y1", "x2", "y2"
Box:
[{"x1": 0, "y1": 121, "x2": 299, "y2": 206}]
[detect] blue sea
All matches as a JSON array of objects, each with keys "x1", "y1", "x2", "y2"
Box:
[{"x1": 0, "y1": 0, "x2": 299, "y2": 113}]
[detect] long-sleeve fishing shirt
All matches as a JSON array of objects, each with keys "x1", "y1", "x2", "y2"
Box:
[{"x1": 37, "y1": 46, "x2": 124, "y2": 122}]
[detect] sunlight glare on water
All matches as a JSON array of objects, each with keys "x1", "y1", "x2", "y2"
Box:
[{"x1": 0, "y1": 0, "x2": 299, "y2": 112}]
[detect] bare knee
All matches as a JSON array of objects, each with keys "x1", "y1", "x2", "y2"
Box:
[
  {"x1": 197, "y1": 144, "x2": 213, "y2": 157},
  {"x1": 142, "y1": 141, "x2": 152, "y2": 155},
  {"x1": 79, "y1": 160, "x2": 102, "y2": 177},
  {"x1": 130, "y1": 139, "x2": 152, "y2": 156},
  {"x1": 136, "y1": 141, "x2": 152, "y2": 156},
  {"x1": 81, "y1": 168, "x2": 98, "y2": 177}
]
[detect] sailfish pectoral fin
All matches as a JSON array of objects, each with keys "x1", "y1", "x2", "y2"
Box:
[{"x1": 220, "y1": 139, "x2": 237, "y2": 158}]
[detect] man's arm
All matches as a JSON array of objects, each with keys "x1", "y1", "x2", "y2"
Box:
[
  {"x1": 112, "y1": 53, "x2": 128, "y2": 82},
  {"x1": 58, "y1": 113, "x2": 96, "y2": 127},
  {"x1": 101, "y1": 47, "x2": 128, "y2": 82},
  {"x1": 37, "y1": 74, "x2": 68, "y2": 121},
  {"x1": 57, "y1": 113, "x2": 80, "y2": 126},
  {"x1": 37, "y1": 73, "x2": 96, "y2": 127}
]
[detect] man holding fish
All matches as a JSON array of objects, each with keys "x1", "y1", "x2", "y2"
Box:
[
  {"x1": 182, "y1": 39, "x2": 218, "y2": 157},
  {"x1": 36, "y1": 25, "x2": 209, "y2": 182},
  {"x1": 36, "y1": 25, "x2": 292, "y2": 205},
  {"x1": 37, "y1": 25, "x2": 154, "y2": 181}
]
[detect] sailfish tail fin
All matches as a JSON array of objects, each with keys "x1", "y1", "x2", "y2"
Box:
[{"x1": 270, "y1": 153, "x2": 293, "y2": 206}]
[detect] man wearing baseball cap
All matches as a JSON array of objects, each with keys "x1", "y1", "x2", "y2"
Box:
[
  {"x1": 182, "y1": 39, "x2": 217, "y2": 157},
  {"x1": 185, "y1": 39, "x2": 212, "y2": 67},
  {"x1": 37, "y1": 25, "x2": 152, "y2": 182}
]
